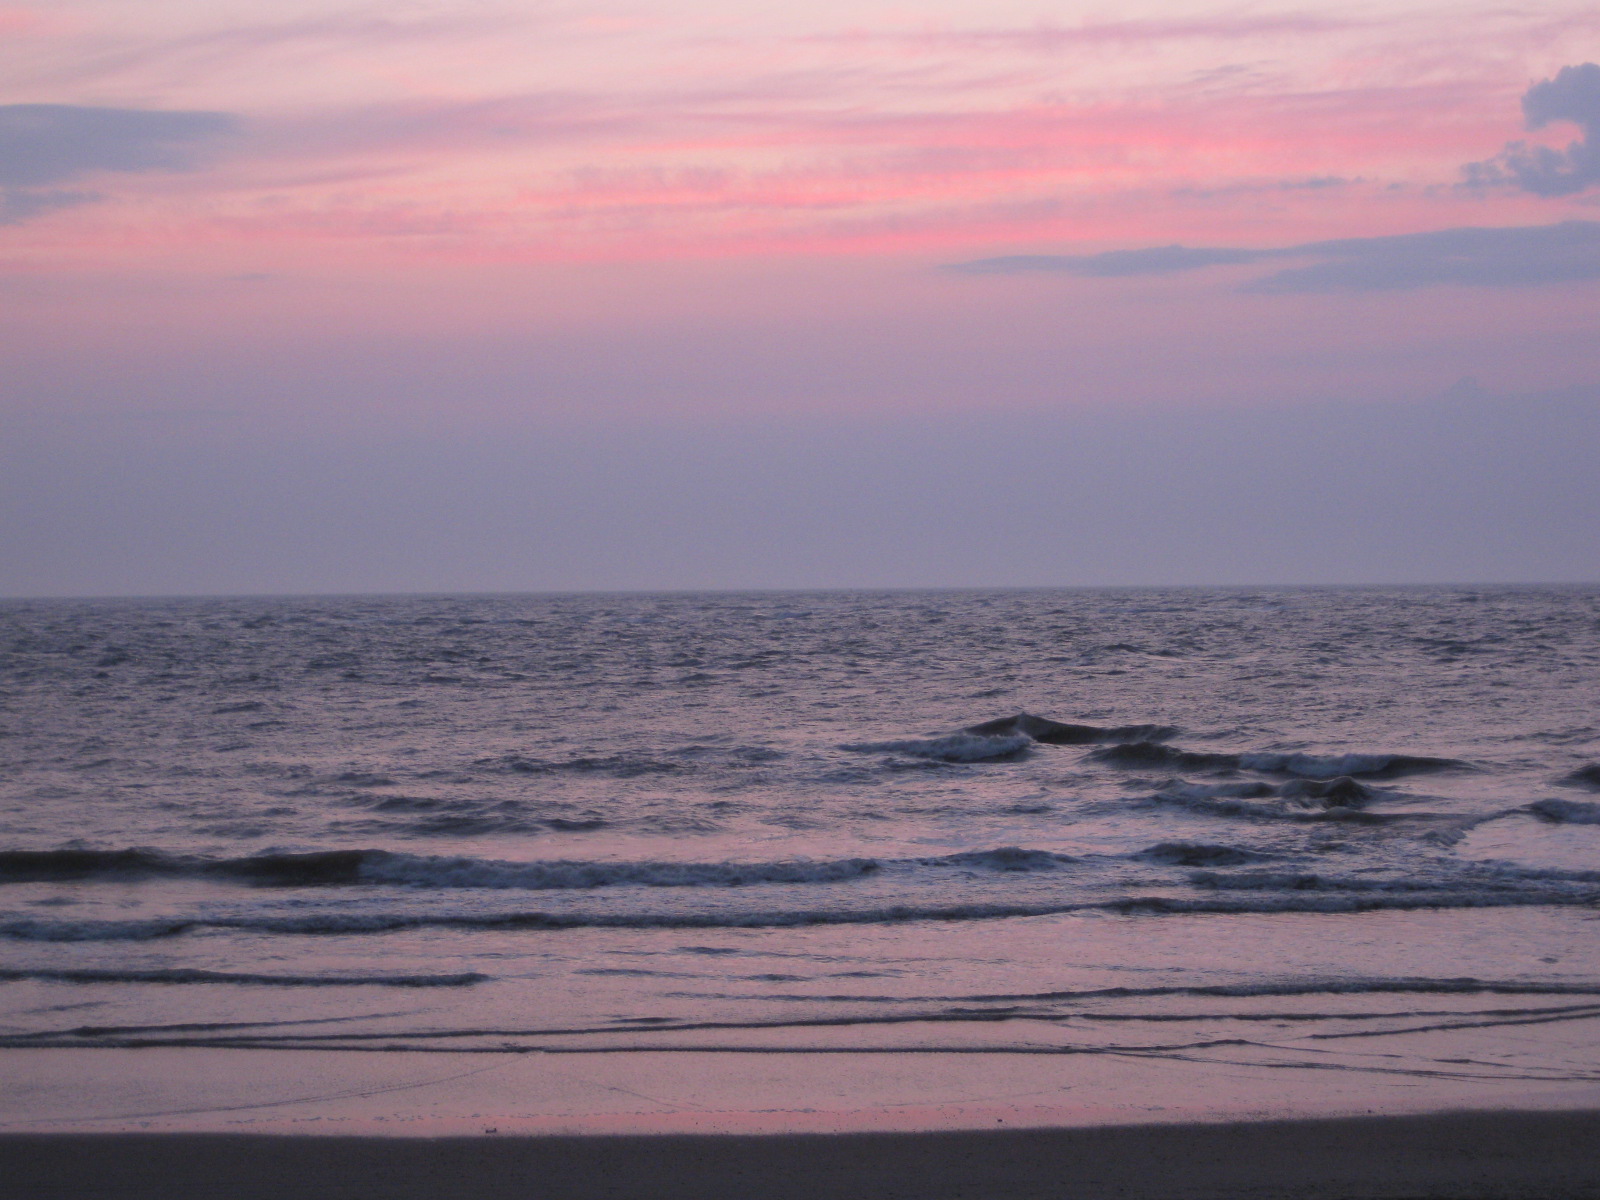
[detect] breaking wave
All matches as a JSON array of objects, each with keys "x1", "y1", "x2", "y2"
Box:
[
  {"x1": 1094, "y1": 744, "x2": 1464, "y2": 778},
  {"x1": 1134, "y1": 842, "x2": 1274, "y2": 867},
  {"x1": 1090, "y1": 743, "x2": 1240, "y2": 770},
  {"x1": 0, "y1": 845, "x2": 1074, "y2": 891},
  {"x1": 0, "y1": 847, "x2": 884, "y2": 889},
  {"x1": 1147, "y1": 781, "x2": 1391, "y2": 822},
  {"x1": 840, "y1": 734, "x2": 1033, "y2": 762},
  {"x1": 821, "y1": 715, "x2": 1465, "y2": 792},
  {"x1": 1527, "y1": 798, "x2": 1600, "y2": 825},
  {"x1": 963, "y1": 714, "x2": 1178, "y2": 744},
  {"x1": 5, "y1": 869, "x2": 1598, "y2": 942},
  {"x1": 1237, "y1": 752, "x2": 1464, "y2": 779},
  {"x1": 938, "y1": 846, "x2": 1072, "y2": 871},
  {"x1": 1559, "y1": 764, "x2": 1600, "y2": 791},
  {"x1": 844, "y1": 714, "x2": 1182, "y2": 762}
]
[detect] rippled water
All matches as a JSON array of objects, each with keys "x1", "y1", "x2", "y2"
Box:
[{"x1": 3, "y1": 587, "x2": 1599, "y2": 1092}]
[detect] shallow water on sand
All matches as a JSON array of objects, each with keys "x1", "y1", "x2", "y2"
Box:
[{"x1": 3, "y1": 586, "x2": 1599, "y2": 1126}]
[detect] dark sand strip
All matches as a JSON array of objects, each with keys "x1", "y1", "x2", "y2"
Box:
[{"x1": 4, "y1": 1110, "x2": 1600, "y2": 1200}]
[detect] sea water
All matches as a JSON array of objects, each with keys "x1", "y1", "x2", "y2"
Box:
[{"x1": 3, "y1": 587, "x2": 1599, "y2": 1122}]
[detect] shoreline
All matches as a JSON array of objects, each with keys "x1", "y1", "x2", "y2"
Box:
[{"x1": 5, "y1": 1109, "x2": 1600, "y2": 1200}]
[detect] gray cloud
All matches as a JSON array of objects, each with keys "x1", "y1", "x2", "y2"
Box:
[
  {"x1": 950, "y1": 245, "x2": 1261, "y2": 276},
  {"x1": 1247, "y1": 221, "x2": 1600, "y2": 291},
  {"x1": 0, "y1": 104, "x2": 236, "y2": 186},
  {"x1": 0, "y1": 187, "x2": 95, "y2": 225},
  {"x1": 947, "y1": 220, "x2": 1600, "y2": 292},
  {"x1": 1463, "y1": 62, "x2": 1600, "y2": 196},
  {"x1": 0, "y1": 104, "x2": 235, "y2": 225}
]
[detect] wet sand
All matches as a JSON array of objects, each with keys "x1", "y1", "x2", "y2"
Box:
[{"x1": 4, "y1": 1110, "x2": 1600, "y2": 1200}]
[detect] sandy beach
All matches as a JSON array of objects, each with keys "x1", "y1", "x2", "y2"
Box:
[{"x1": 5, "y1": 1110, "x2": 1600, "y2": 1200}]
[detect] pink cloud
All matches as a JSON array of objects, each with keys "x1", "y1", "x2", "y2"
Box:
[
  {"x1": 12, "y1": 9, "x2": 529, "y2": 92},
  {"x1": 802, "y1": 14, "x2": 1364, "y2": 54},
  {"x1": 0, "y1": 7, "x2": 49, "y2": 35},
  {"x1": 8, "y1": 80, "x2": 1533, "y2": 271},
  {"x1": 6, "y1": 4, "x2": 1591, "y2": 273}
]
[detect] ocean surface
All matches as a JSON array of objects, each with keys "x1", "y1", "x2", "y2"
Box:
[{"x1": 4, "y1": 586, "x2": 1600, "y2": 1119}]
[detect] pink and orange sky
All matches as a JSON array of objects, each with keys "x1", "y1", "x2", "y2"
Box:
[{"x1": 3, "y1": 0, "x2": 1598, "y2": 594}]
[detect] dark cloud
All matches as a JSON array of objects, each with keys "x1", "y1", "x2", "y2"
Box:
[
  {"x1": 947, "y1": 220, "x2": 1600, "y2": 292},
  {"x1": 1463, "y1": 62, "x2": 1600, "y2": 196},
  {"x1": 0, "y1": 104, "x2": 235, "y2": 225}
]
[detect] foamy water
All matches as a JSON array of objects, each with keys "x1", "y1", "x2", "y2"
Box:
[{"x1": 3, "y1": 586, "x2": 1600, "y2": 1117}]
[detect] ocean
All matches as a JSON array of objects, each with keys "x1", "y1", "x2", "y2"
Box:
[{"x1": 4, "y1": 586, "x2": 1600, "y2": 1129}]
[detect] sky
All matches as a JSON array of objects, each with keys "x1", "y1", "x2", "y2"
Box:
[{"x1": 2, "y1": 0, "x2": 1598, "y2": 595}]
